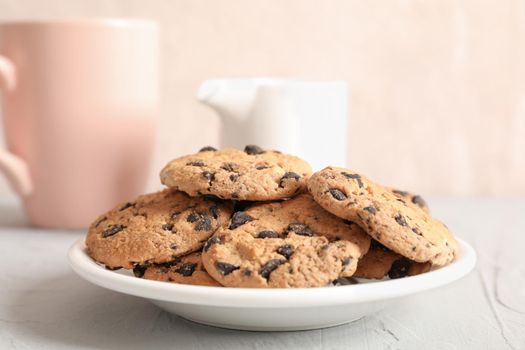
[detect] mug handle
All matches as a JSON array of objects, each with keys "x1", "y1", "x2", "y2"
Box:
[{"x1": 0, "y1": 55, "x2": 32, "y2": 196}]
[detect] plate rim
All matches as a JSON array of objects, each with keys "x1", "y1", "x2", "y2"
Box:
[{"x1": 68, "y1": 237, "x2": 476, "y2": 308}]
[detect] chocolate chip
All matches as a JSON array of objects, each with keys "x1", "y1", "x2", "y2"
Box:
[
  {"x1": 394, "y1": 214, "x2": 408, "y2": 227},
  {"x1": 255, "y1": 162, "x2": 271, "y2": 170},
  {"x1": 259, "y1": 259, "x2": 285, "y2": 279},
  {"x1": 102, "y1": 224, "x2": 125, "y2": 238},
  {"x1": 132, "y1": 265, "x2": 147, "y2": 278},
  {"x1": 286, "y1": 223, "x2": 314, "y2": 237},
  {"x1": 175, "y1": 263, "x2": 197, "y2": 277},
  {"x1": 162, "y1": 223, "x2": 174, "y2": 231},
  {"x1": 187, "y1": 160, "x2": 205, "y2": 167},
  {"x1": 199, "y1": 146, "x2": 217, "y2": 152},
  {"x1": 229, "y1": 174, "x2": 239, "y2": 182},
  {"x1": 257, "y1": 230, "x2": 280, "y2": 239},
  {"x1": 341, "y1": 172, "x2": 363, "y2": 188},
  {"x1": 243, "y1": 269, "x2": 252, "y2": 276},
  {"x1": 229, "y1": 211, "x2": 253, "y2": 229},
  {"x1": 412, "y1": 227, "x2": 423, "y2": 235},
  {"x1": 412, "y1": 195, "x2": 427, "y2": 209},
  {"x1": 276, "y1": 244, "x2": 294, "y2": 259},
  {"x1": 329, "y1": 189, "x2": 347, "y2": 201},
  {"x1": 221, "y1": 162, "x2": 238, "y2": 172},
  {"x1": 119, "y1": 202, "x2": 135, "y2": 211},
  {"x1": 392, "y1": 189, "x2": 409, "y2": 197},
  {"x1": 215, "y1": 262, "x2": 240, "y2": 275},
  {"x1": 187, "y1": 213, "x2": 200, "y2": 223},
  {"x1": 195, "y1": 215, "x2": 212, "y2": 231},
  {"x1": 344, "y1": 220, "x2": 354, "y2": 226},
  {"x1": 186, "y1": 212, "x2": 213, "y2": 230},
  {"x1": 203, "y1": 236, "x2": 221, "y2": 252},
  {"x1": 333, "y1": 277, "x2": 358, "y2": 286},
  {"x1": 279, "y1": 172, "x2": 301, "y2": 187},
  {"x1": 244, "y1": 144, "x2": 264, "y2": 155},
  {"x1": 170, "y1": 244, "x2": 178, "y2": 250},
  {"x1": 202, "y1": 171, "x2": 215, "y2": 183},
  {"x1": 363, "y1": 206, "x2": 377, "y2": 215},
  {"x1": 388, "y1": 258, "x2": 411, "y2": 279},
  {"x1": 210, "y1": 205, "x2": 220, "y2": 219},
  {"x1": 342, "y1": 257, "x2": 352, "y2": 266}
]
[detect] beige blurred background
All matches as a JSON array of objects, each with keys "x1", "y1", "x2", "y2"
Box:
[{"x1": 0, "y1": 0, "x2": 523, "y2": 196}]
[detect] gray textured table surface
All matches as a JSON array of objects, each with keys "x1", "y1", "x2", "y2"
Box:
[{"x1": 1, "y1": 197, "x2": 524, "y2": 350}]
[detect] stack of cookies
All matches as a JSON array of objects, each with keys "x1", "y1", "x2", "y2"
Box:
[{"x1": 85, "y1": 145, "x2": 459, "y2": 288}]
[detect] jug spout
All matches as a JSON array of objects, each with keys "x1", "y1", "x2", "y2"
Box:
[{"x1": 197, "y1": 79, "x2": 258, "y2": 121}]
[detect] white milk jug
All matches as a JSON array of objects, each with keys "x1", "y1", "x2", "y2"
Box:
[{"x1": 197, "y1": 79, "x2": 347, "y2": 170}]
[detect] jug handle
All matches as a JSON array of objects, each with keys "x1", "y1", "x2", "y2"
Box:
[{"x1": 0, "y1": 55, "x2": 32, "y2": 196}]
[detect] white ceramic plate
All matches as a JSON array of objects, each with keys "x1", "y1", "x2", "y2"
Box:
[{"x1": 68, "y1": 238, "x2": 476, "y2": 331}]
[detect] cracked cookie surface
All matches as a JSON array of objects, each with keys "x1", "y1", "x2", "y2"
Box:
[
  {"x1": 160, "y1": 145, "x2": 312, "y2": 201},
  {"x1": 141, "y1": 252, "x2": 221, "y2": 287},
  {"x1": 307, "y1": 167, "x2": 458, "y2": 266},
  {"x1": 85, "y1": 188, "x2": 232, "y2": 269},
  {"x1": 201, "y1": 194, "x2": 371, "y2": 288}
]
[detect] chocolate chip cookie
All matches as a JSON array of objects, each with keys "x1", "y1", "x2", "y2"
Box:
[
  {"x1": 140, "y1": 252, "x2": 221, "y2": 287},
  {"x1": 85, "y1": 189, "x2": 232, "y2": 269},
  {"x1": 307, "y1": 167, "x2": 458, "y2": 266},
  {"x1": 160, "y1": 145, "x2": 312, "y2": 201},
  {"x1": 354, "y1": 240, "x2": 431, "y2": 279},
  {"x1": 201, "y1": 194, "x2": 371, "y2": 288}
]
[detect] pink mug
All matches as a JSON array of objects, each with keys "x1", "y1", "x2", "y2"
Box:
[{"x1": 0, "y1": 19, "x2": 159, "y2": 228}]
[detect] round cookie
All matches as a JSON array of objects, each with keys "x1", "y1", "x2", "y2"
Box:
[
  {"x1": 307, "y1": 167, "x2": 458, "y2": 266},
  {"x1": 201, "y1": 194, "x2": 371, "y2": 288},
  {"x1": 160, "y1": 145, "x2": 312, "y2": 201},
  {"x1": 354, "y1": 240, "x2": 431, "y2": 279},
  {"x1": 85, "y1": 189, "x2": 232, "y2": 269},
  {"x1": 139, "y1": 252, "x2": 221, "y2": 287}
]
